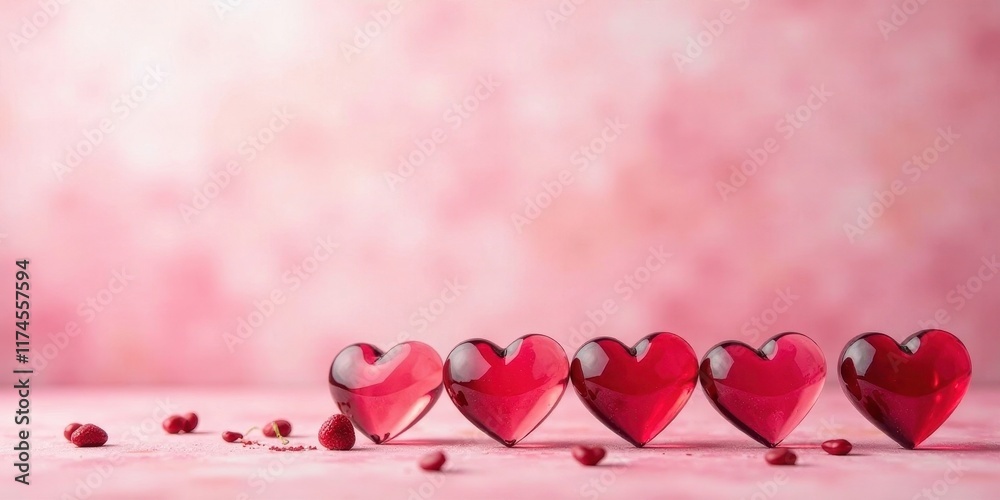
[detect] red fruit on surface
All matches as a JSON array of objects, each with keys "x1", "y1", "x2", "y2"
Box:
[
  {"x1": 329, "y1": 341, "x2": 443, "y2": 444},
  {"x1": 222, "y1": 431, "x2": 243, "y2": 443},
  {"x1": 699, "y1": 332, "x2": 826, "y2": 447},
  {"x1": 183, "y1": 412, "x2": 199, "y2": 432},
  {"x1": 443, "y1": 334, "x2": 569, "y2": 447},
  {"x1": 839, "y1": 330, "x2": 971, "y2": 449},
  {"x1": 64, "y1": 423, "x2": 82, "y2": 441},
  {"x1": 318, "y1": 414, "x2": 355, "y2": 450},
  {"x1": 571, "y1": 445, "x2": 607, "y2": 466},
  {"x1": 163, "y1": 415, "x2": 186, "y2": 434},
  {"x1": 821, "y1": 439, "x2": 853, "y2": 455},
  {"x1": 418, "y1": 451, "x2": 447, "y2": 471},
  {"x1": 263, "y1": 420, "x2": 292, "y2": 438},
  {"x1": 570, "y1": 333, "x2": 698, "y2": 447},
  {"x1": 71, "y1": 424, "x2": 108, "y2": 448},
  {"x1": 764, "y1": 448, "x2": 797, "y2": 465}
]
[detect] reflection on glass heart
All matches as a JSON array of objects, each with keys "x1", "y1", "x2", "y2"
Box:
[
  {"x1": 570, "y1": 333, "x2": 698, "y2": 447},
  {"x1": 699, "y1": 332, "x2": 826, "y2": 447},
  {"x1": 839, "y1": 329, "x2": 972, "y2": 449},
  {"x1": 328, "y1": 341, "x2": 443, "y2": 444},
  {"x1": 443, "y1": 334, "x2": 568, "y2": 447}
]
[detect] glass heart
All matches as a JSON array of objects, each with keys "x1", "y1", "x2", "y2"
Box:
[
  {"x1": 699, "y1": 332, "x2": 826, "y2": 447},
  {"x1": 443, "y1": 334, "x2": 568, "y2": 447},
  {"x1": 839, "y1": 329, "x2": 972, "y2": 449},
  {"x1": 329, "y1": 341, "x2": 443, "y2": 444},
  {"x1": 570, "y1": 332, "x2": 698, "y2": 447}
]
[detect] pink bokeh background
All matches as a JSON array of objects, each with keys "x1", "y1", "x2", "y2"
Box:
[{"x1": 2, "y1": 1, "x2": 999, "y2": 386}]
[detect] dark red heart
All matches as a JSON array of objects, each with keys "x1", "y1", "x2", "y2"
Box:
[
  {"x1": 839, "y1": 329, "x2": 971, "y2": 449},
  {"x1": 328, "y1": 341, "x2": 443, "y2": 444},
  {"x1": 699, "y1": 332, "x2": 826, "y2": 447},
  {"x1": 443, "y1": 334, "x2": 569, "y2": 447},
  {"x1": 570, "y1": 333, "x2": 698, "y2": 447}
]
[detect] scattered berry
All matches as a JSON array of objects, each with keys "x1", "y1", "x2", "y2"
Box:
[
  {"x1": 64, "y1": 423, "x2": 82, "y2": 441},
  {"x1": 182, "y1": 412, "x2": 199, "y2": 433},
  {"x1": 71, "y1": 424, "x2": 108, "y2": 448},
  {"x1": 764, "y1": 448, "x2": 797, "y2": 465},
  {"x1": 318, "y1": 414, "x2": 355, "y2": 450},
  {"x1": 571, "y1": 445, "x2": 606, "y2": 466},
  {"x1": 419, "y1": 451, "x2": 447, "y2": 471},
  {"x1": 263, "y1": 420, "x2": 292, "y2": 438},
  {"x1": 163, "y1": 415, "x2": 186, "y2": 434},
  {"x1": 222, "y1": 431, "x2": 243, "y2": 443},
  {"x1": 821, "y1": 439, "x2": 852, "y2": 455},
  {"x1": 269, "y1": 445, "x2": 317, "y2": 452}
]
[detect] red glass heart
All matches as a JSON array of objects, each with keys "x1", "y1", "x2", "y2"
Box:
[
  {"x1": 839, "y1": 329, "x2": 972, "y2": 449},
  {"x1": 699, "y1": 332, "x2": 826, "y2": 447},
  {"x1": 328, "y1": 341, "x2": 443, "y2": 444},
  {"x1": 570, "y1": 333, "x2": 698, "y2": 447},
  {"x1": 443, "y1": 334, "x2": 569, "y2": 447}
]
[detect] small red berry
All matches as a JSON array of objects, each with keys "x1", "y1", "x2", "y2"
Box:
[
  {"x1": 318, "y1": 415, "x2": 355, "y2": 450},
  {"x1": 64, "y1": 423, "x2": 82, "y2": 441},
  {"x1": 163, "y1": 415, "x2": 186, "y2": 434},
  {"x1": 571, "y1": 445, "x2": 606, "y2": 466},
  {"x1": 764, "y1": 448, "x2": 797, "y2": 465},
  {"x1": 222, "y1": 431, "x2": 243, "y2": 443},
  {"x1": 71, "y1": 424, "x2": 108, "y2": 447},
  {"x1": 182, "y1": 412, "x2": 199, "y2": 433},
  {"x1": 419, "y1": 451, "x2": 447, "y2": 471},
  {"x1": 821, "y1": 439, "x2": 852, "y2": 455},
  {"x1": 263, "y1": 420, "x2": 292, "y2": 438}
]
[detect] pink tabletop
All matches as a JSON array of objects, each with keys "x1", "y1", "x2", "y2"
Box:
[{"x1": 3, "y1": 386, "x2": 997, "y2": 499}]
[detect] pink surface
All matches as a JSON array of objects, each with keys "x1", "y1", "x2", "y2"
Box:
[
  {"x1": 3, "y1": 386, "x2": 998, "y2": 499},
  {"x1": 3, "y1": 2, "x2": 999, "y2": 496},
  {"x1": 2, "y1": 1, "x2": 1000, "y2": 387}
]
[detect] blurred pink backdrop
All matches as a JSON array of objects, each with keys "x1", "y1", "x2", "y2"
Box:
[{"x1": 1, "y1": 1, "x2": 998, "y2": 385}]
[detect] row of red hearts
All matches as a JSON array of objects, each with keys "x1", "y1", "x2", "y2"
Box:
[{"x1": 329, "y1": 329, "x2": 972, "y2": 450}]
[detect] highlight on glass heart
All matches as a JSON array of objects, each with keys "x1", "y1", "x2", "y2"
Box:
[{"x1": 326, "y1": 329, "x2": 972, "y2": 449}]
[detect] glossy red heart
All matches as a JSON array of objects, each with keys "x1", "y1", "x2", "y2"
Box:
[
  {"x1": 328, "y1": 341, "x2": 443, "y2": 444},
  {"x1": 570, "y1": 333, "x2": 698, "y2": 447},
  {"x1": 839, "y1": 329, "x2": 971, "y2": 449},
  {"x1": 443, "y1": 334, "x2": 569, "y2": 447},
  {"x1": 699, "y1": 332, "x2": 826, "y2": 447}
]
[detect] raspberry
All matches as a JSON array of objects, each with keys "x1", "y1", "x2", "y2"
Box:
[
  {"x1": 71, "y1": 424, "x2": 108, "y2": 447},
  {"x1": 318, "y1": 415, "x2": 355, "y2": 450},
  {"x1": 163, "y1": 415, "x2": 186, "y2": 434},
  {"x1": 263, "y1": 420, "x2": 292, "y2": 438},
  {"x1": 183, "y1": 412, "x2": 199, "y2": 433},
  {"x1": 222, "y1": 431, "x2": 243, "y2": 443},
  {"x1": 821, "y1": 439, "x2": 852, "y2": 456},
  {"x1": 64, "y1": 423, "x2": 82, "y2": 441},
  {"x1": 418, "y1": 451, "x2": 447, "y2": 471},
  {"x1": 764, "y1": 448, "x2": 797, "y2": 465},
  {"x1": 571, "y1": 445, "x2": 606, "y2": 466}
]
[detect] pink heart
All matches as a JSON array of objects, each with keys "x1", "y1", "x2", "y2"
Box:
[
  {"x1": 444, "y1": 334, "x2": 569, "y2": 446},
  {"x1": 329, "y1": 341, "x2": 443, "y2": 444}
]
